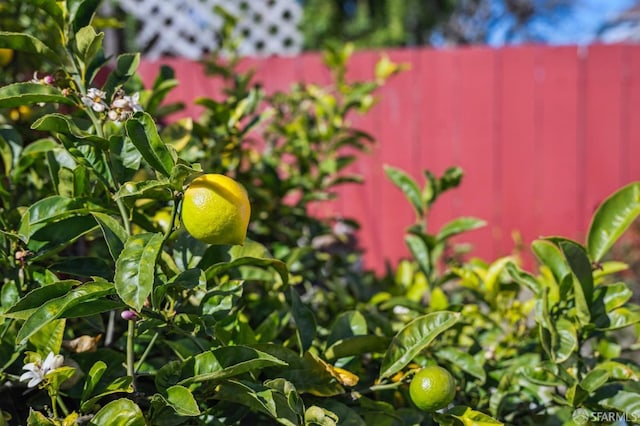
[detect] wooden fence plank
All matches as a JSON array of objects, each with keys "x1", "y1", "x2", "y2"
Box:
[
  {"x1": 537, "y1": 46, "x2": 581, "y2": 241},
  {"x1": 377, "y1": 49, "x2": 419, "y2": 269},
  {"x1": 498, "y1": 47, "x2": 538, "y2": 265},
  {"x1": 627, "y1": 46, "x2": 640, "y2": 196},
  {"x1": 583, "y1": 44, "x2": 626, "y2": 238},
  {"x1": 422, "y1": 49, "x2": 457, "y2": 255},
  {"x1": 342, "y1": 51, "x2": 381, "y2": 270},
  {"x1": 452, "y1": 47, "x2": 498, "y2": 261}
]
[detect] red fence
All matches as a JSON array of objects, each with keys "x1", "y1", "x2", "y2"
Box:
[{"x1": 138, "y1": 44, "x2": 640, "y2": 272}]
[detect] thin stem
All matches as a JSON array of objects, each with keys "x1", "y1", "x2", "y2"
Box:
[
  {"x1": 50, "y1": 390, "x2": 59, "y2": 418},
  {"x1": 105, "y1": 310, "x2": 115, "y2": 347},
  {"x1": 56, "y1": 394, "x2": 69, "y2": 417},
  {"x1": 163, "y1": 194, "x2": 181, "y2": 243},
  {"x1": 126, "y1": 320, "x2": 136, "y2": 389},
  {"x1": 117, "y1": 198, "x2": 132, "y2": 235},
  {"x1": 135, "y1": 332, "x2": 159, "y2": 373},
  {"x1": 358, "y1": 380, "x2": 405, "y2": 396}
]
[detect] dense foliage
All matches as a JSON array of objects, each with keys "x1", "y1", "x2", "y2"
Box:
[{"x1": 0, "y1": 1, "x2": 639, "y2": 425}]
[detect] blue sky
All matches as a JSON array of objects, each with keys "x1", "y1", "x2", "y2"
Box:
[{"x1": 486, "y1": 0, "x2": 640, "y2": 46}]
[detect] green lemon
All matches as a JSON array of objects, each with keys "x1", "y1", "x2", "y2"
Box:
[
  {"x1": 409, "y1": 366, "x2": 456, "y2": 412},
  {"x1": 181, "y1": 174, "x2": 250, "y2": 245}
]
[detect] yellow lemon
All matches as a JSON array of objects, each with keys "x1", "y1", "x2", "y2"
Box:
[
  {"x1": 0, "y1": 48, "x2": 14, "y2": 67},
  {"x1": 181, "y1": 174, "x2": 250, "y2": 245},
  {"x1": 409, "y1": 366, "x2": 456, "y2": 412}
]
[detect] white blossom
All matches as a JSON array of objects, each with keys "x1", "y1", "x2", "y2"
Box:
[
  {"x1": 108, "y1": 92, "x2": 143, "y2": 122},
  {"x1": 20, "y1": 352, "x2": 64, "y2": 388},
  {"x1": 81, "y1": 88, "x2": 108, "y2": 113}
]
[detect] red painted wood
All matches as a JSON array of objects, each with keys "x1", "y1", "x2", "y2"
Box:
[
  {"x1": 537, "y1": 46, "x2": 581, "y2": 240},
  {"x1": 583, "y1": 44, "x2": 625, "y2": 238},
  {"x1": 452, "y1": 47, "x2": 498, "y2": 261},
  {"x1": 498, "y1": 46, "x2": 539, "y2": 266},
  {"x1": 626, "y1": 46, "x2": 640, "y2": 196},
  {"x1": 377, "y1": 49, "x2": 418, "y2": 269},
  {"x1": 341, "y1": 51, "x2": 382, "y2": 271},
  {"x1": 422, "y1": 48, "x2": 457, "y2": 251},
  {"x1": 136, "y1": 45, "x2": 640, "y2": 272},
  {"x1": 296, "y1": 53, "x2": 335, "y2": 219}
]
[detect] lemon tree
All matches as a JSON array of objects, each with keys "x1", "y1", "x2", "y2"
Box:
[
  {"x1": 409, "y1": 365, "x2": 457, "y2": 412},
  {"x1": 181, "y1": 173, "x2": 251, "y2": 245}
]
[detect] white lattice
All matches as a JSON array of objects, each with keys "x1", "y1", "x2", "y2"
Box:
[{"x1": 116, "y1": 0, "x2": 303, "y2": 59}]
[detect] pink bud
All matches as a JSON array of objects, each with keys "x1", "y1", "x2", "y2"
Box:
[
  {"x1": 43, "y1": 75, "x2": 54, "y2": 85},
  {"x1": 121, "y1": 310, "x2": 138, "y2": 321}
]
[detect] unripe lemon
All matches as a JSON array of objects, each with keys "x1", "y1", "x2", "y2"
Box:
[
  {"x1": 181, "y1": 174, "x2": 250, "y2": 245},
  {"x1": 409, "y1": 365, "x2": 456, "y2": 412}
]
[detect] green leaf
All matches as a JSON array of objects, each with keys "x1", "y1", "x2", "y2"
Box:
[
  {"x1": 3, "y1": 280, "x2": 76, "y2": 319},
  {"x1": 29, "y1": 319, "x2": 65, "y2": 356},
  {"x1": 109, "y1": 135, "x2": 142, "y2": 183},
  {"x1": 81, "y1": 361, "x2": 107, "y2": 404},
  {"x1": 594, "y1": 261, "x2": 629, "y2": 283},
  {"x1": 91, "y1": 212, "x2": 128, "y2": 261},
  {"x1": 588, "y1": 182, "x2": 640, "y2": 262},
  {"x1": 171, "y1": 346, "x2": 288, "y2": 386},
  {"x1": 308, "y1": 399, "x2": 366, "y2": 426},
  {"x1": 384, "y1": 165, "x2": 422, "y2": 218},
  {"x1": 88, "y1": 398, "x2": 145, "y2": 426},
  {"x1": 30, "y1": 0, "x2": 65, "y2": 30},
  {"x1": 379, "y1": 311, "x2": 460, "y2": 379},
  {"x1": 324, "y1": 335, "x2": 391, "y2": 360},
  {"x1": 599, "y1": 390, "x2": 640, "y2": 417},
  {"x1": 552, "y1": 318, "x2": 578, "y2": 363},
  {"x1": 81, "y1": 375, "x2": 133, "y2": 413},
  {"x1": 165, "y1": 385, "x2": 201, "y2": 416},
  {"x1": 50, "y1": 256, "x2": 113, "y2": 279},
  {"x1": 0, "y1": 83, "x2": 74, "y2": 108},
  {"x1": 595, "y1": 304, "x2": 640, "y2": 331},
  {"x1": 0, "y1": 134, "x2": 13, "y2": 176},
  {"x1": 326, "y1": 310, "x2": 367, "y2": 348},
  {"x1": 520, "y1": 364, "x2": 566, "y2": 387},
  {"x1": 250, "y1": 344, "x2": 345, "y2": 396},
  {"x1": 215, "y1": 379, "x2": 302, "y2": 426},
  {"x1": 592, "y1": 282, "x2": 633, "y2": 322},
  {"x1": 441, "y1": 406, "x2": 504, "y2": 426},
  {"x1": 532, "y1": 239, "x2": 570, "y2": 284},
  {"x1": 125, "y1": 112, "x2": 174, "y2": 178},
  {"x1": 74, "y1": 26, "x2": 104, "y2": 71},
  {"x1": 593, "y1": 360, "x2": 640, "y2": 381},
  {"x1": 67, "y1": 0, "x2": 101, "y2": 34},
  {"x1": 27, "y1": 410, "x2": 56, "y2": 426},
  {"x1": 28, "y1": 216, "x2": 98, "y2": 258},
  {"x1": 114, "y1": 180, "x2": 172, "y2": 201},
  {"x1": 557, "y1": 239, "x2": 593, "y2": 325},
  {"x1": 103, "y1": 53, "x2": 140, "y2": 99},
  {"x1": 291, "y1": 288, "x2": 317, "y2": 354},
  {"x1": 115, "y1": 233, "x2": 163, "y2": 311},
  {"x1": 506, "y1": 262, "x2": 542, "y2": 297},
  {"x1": 437, "y1": 217, "x2": 487, "y2": 241},
  {"x1": 405, "y1": 233, "x2": 432, "y2": 278},
  {"x1": 0, "y1": 32, "x2": 59, "y2": 64},
  {"x1": 32, "y1": 113, "x2": 109, "y2": 147},
  {"x1": 436, "y1": 347, "x2": 486, "y2": 383},
  {"x1": 16, "y1": 280, "x2": 114, "y2": 344},
  {"x1": 580, "y1": 368, "x2": 610, "y2": 393},
  {"x1": 205, "y1": 256, "x2": 289, "y2": 286},
  {"x1": 56, "y1": 134, "x2": 113, "y2": 189}
]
